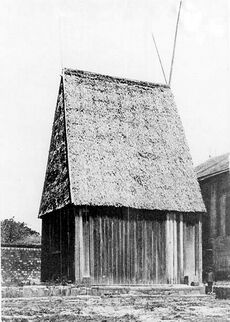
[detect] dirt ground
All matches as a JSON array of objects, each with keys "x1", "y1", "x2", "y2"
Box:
[{"x1": 2, "y1": 294, "x2": 230, "y2": 322}]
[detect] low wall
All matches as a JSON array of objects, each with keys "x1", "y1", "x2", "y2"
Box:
[{"x1": 1, "y1": 244, "x2": 41, "y2": 286}]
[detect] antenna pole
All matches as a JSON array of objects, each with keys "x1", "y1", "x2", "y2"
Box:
[
  {"x1": 168, "y1": 0, "x2": 182, "y2": 86},
  {"x1": 59, "y1": 15, "x2": 64, "y2": 72},
  {"x1": 151, "y1": 33, "x2": 167, "y2": 84}
]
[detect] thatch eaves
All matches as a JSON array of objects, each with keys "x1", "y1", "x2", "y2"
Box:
[{"x1": 39, "y1": 69, "x2": 205, "y2": 216}]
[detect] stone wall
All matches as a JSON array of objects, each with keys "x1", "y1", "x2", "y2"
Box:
[{"x1": 1, "y1": 245, "x2": 41, "y2": 286}]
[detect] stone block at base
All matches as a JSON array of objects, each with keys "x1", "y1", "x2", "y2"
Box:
[
  {"x1": 2, "y1": 284, "x2": 205, "y2": 298},
  {"x1": 214, "y1": 286, "x2": 230, "y2": 299}
]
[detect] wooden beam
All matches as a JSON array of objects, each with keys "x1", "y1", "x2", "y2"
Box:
[
  {"x1": 179, "y1": 214, "x2": 184, "y2": 283},
  {"x1": 75, "y1": 208, "x2": 84, "y2": 282},
  {"x1": 166, "y1": 213, "x2": 174, "y2": 284},
  {"x1": 210, "y1": 183, "x2": 217, "y2": 237},
  {"x1": 89, "y1": 215, "x2": 94, "y2": 281},
  {"x1": 198, "y1": 214, "x2": 203, "y2": 283},
  {"x1": 220, "y1": 194, "x2": 226, "y2": 236},
  {"x1": 173, "y1": 214, "x2": 177, "y2": 283}
]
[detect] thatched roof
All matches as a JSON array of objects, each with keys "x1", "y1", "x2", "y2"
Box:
[
  {"x1": 39, "y1": 68, "x2": 205, "y2": 216},
  {"x1": 195, "y1": 153, "x2": 230, "y2": 181}
]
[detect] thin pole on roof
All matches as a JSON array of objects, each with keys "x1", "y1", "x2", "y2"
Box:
[
  {"x1": 59, "y1": 15, "x2": 64, "y2": 71},
  {"x1": 151, "y1": 33, "x2": 167, "y2": 85},
  {"x1": 168, "y1": 0, "x2": 183, "y2": 87}
]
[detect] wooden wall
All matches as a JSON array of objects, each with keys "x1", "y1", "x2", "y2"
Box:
[
  {"x1": 165, "y1": 213, "x2": 202, "y2": 285},
  {"x1": 41, "y1": 206, "x2": 202, "y2": 285},
  {"x1": 74, "y1": 207, "x2": 202, "y2": 285},
  {"x1": 74, "y1": 207, "x2": 167, "y2": 284},
  {"x1": 41, "y1": 206, "x2": 75, "y2": 282},
  {"x1": 199, "y1": 171, "x2": 230, "y2": 279}
]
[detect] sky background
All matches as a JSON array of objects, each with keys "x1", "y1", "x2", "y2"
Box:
[{"x1": 1, "y1": 0, "x2": 230, "y2": 232}]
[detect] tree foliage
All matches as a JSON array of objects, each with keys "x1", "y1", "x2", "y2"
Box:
[{"x1": 1, "y1": 217, "x2": 40, "y2": 244}]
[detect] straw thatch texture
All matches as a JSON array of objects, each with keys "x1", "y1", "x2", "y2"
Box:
[
  {"x1": 60, "y1": 69, "x2": 205, "y2": 213},
  {"x1": 196, "y1": 153, "x2": 230, "y2": 180},
  {"x1": 39, "y1": 82, "x2": 70, "y2": 216}
]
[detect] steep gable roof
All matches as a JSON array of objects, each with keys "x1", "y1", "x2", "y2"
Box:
[
  {"x1": 39, "y1": 68, "x2": 205, "y2": 216},
  {"x1": 195, "y1": 153, "x2": 230, "y2": 181}
]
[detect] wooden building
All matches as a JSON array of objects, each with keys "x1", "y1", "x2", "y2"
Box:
[
  {"x1": 39, "y1": 68, "x2": 205, "y2": 285},
  {"x1": 196, "y1": 153, "x2": 230, "y2": 280}
]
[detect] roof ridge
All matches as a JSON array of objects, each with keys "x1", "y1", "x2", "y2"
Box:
[
  {"x1": 196, "y1": 152, "x2": 230, "y2": 170},
  {"x1": 63, "y1": 68, "x2": 170, "y2": 90},
  {"x1": 196, "y1": 152, "x2": 230, "y2": 180}
]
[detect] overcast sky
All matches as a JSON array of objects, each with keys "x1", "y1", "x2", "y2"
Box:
[{"x1": 1, "y1": 0, "x2": 229, "y2": 232}]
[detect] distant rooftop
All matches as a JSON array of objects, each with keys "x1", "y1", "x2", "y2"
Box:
[{"x1": 195, "y1": 153, "x2": 230, "y2": 180}]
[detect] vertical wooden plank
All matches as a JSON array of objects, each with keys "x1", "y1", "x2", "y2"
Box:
[
  {"x1": 146, "y1": 216, "x2": 151, "y2": 283},
  {"x1": 144, "y1": 219, "x2": 148, "y2": 283},
  {"x1": 89, "y1": 214, "x2": 94, "y2": 281},
  {"x1": 75, "y1": 208, "x2": 84, "y2": 282},
  {"x1": 66, "y1": 208, "x2": 70, "y2": 279},
  {"x1": 99, "y1": 216, "x2": 103, "y2": 283},
  {"x1": 195, "y1": 218, "x2": 199, "y2": 282},
  {"x1": 59, "y1": 210, "x2": 63, "y2": 279},
  {"x1": 93, "y1": 214, "x2": 98, "y2": 283},
  {"x1": 162, "y1": 218, "x2": 166, "y2": 283},
  {"x1": 113, "y1": 215, "x2": 117, "y2": 284},
  {"x1": 173, "y1": 214, "x2": 177, "y2": 283},
  {"x1": 152, "y1": 220, "x2": 157, "y2": 283},
  {"x1": 123, "y1": 208, "x2": 127, "y2": 284},
  {"x1": 83, "y1": 208, "x2": 90, "y2": 278},
  {"x1": 79, "y1": 209, "x2": 84, "y2": 281},
  {"x1": 107, "y1": 213, "x2": 111, "y2": 284},
  {"x1": 198, "y1": 214, "x2": 203, "y2": 284},
  {"x1": 116, "y1": 215, "x2": 119, "y2": 284},
  {"x1": 141, "y1": 215, "x2": 144, "y2": 283},
  {"x1": 104, "y1": 215, "x2": 108, "y2": 284},
  {"x1": 170, "y1": 215, "x2": 174, "y2": 283},
  {"x1": 153, "y1": 220, "x2": 160, "y2": 284},
  {"x1": 112, "y1": 215, "x2": 115, "y2": 284},
  {"x1": 41, "y1": 216, "x2": 49, "y2": 282},
  {"x1": 111, "y1": 219, "x2": 114, "y2": 284},
  {"x1": 96, "y1": 213, "x2": 100, "y2": 284},
  {"x1": 99, "y1": 216, "x2": 102, "y2": 284},
  {"x1": 117, "y1": 215, "x2": 120, "y2": 284},
  {"x1": 183, "y1": 219, "x2": 196, "y2": 284},
  {"x1": 101, "y1": 215, "x2": 104, "y2": 283},
  {"x1": 210, "y1": 183, "x2": 217, "y2": 237},
  {"x1": 103, "y1": 215, "x2": 107, "y2": 284},
  {"x1": 165, "y1": 214, "x2": 170, "y2": 283},
  {"x1": 192, "y1": 224, "x2": 195, "y2": 283},
  {"x1": 131, "y1": 211, "x2": 135, "y2": 283},
  {"x1": 105, "y1": 214, "x2": 109, "y2": 285},
  {"x1": 159, "y1": 219, "x2": 164, "y2": 283},
  {"x1": 127, "y1": 208, "x2": 130, "y2": 283},
  {"x1": 166, "y1": 213, "x2": 174, "y2": 284},
  {"x1": 179, "y1": 214, "x2": 184, "y2": 283},
  {"x1": 165, "y1": 215, "x2": 169, "y2": 283},
  {"x1": 220, "y1": 194, "x2": 226, "y2": 236},
  {"x1": 129, "y1": 212, "x2": 133, "y2": 283},
  {"x1": 137, "y1": 213, "x2": 142, "y2": 283},
  {"x1": 133, "y1": 213, "x2": 137, "y2": 284},
  {"x1": 183, "y1": 219, "x2": 187, "y2": 283},
  {"x1": 118, "y1": 213, "x2": 122, "y2": 284}
]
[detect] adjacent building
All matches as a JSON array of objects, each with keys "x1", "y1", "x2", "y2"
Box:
[
  {"x1": 196, "y1": 153, "x2": 230, "y2": 280},
  {"x1": 39, "y1": 68, "x2": 205, "y2": 285}
]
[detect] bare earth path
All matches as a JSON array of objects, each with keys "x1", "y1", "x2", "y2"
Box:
[{"x1": 2, "y1": 294, "x2": 230, "y2": 321}]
